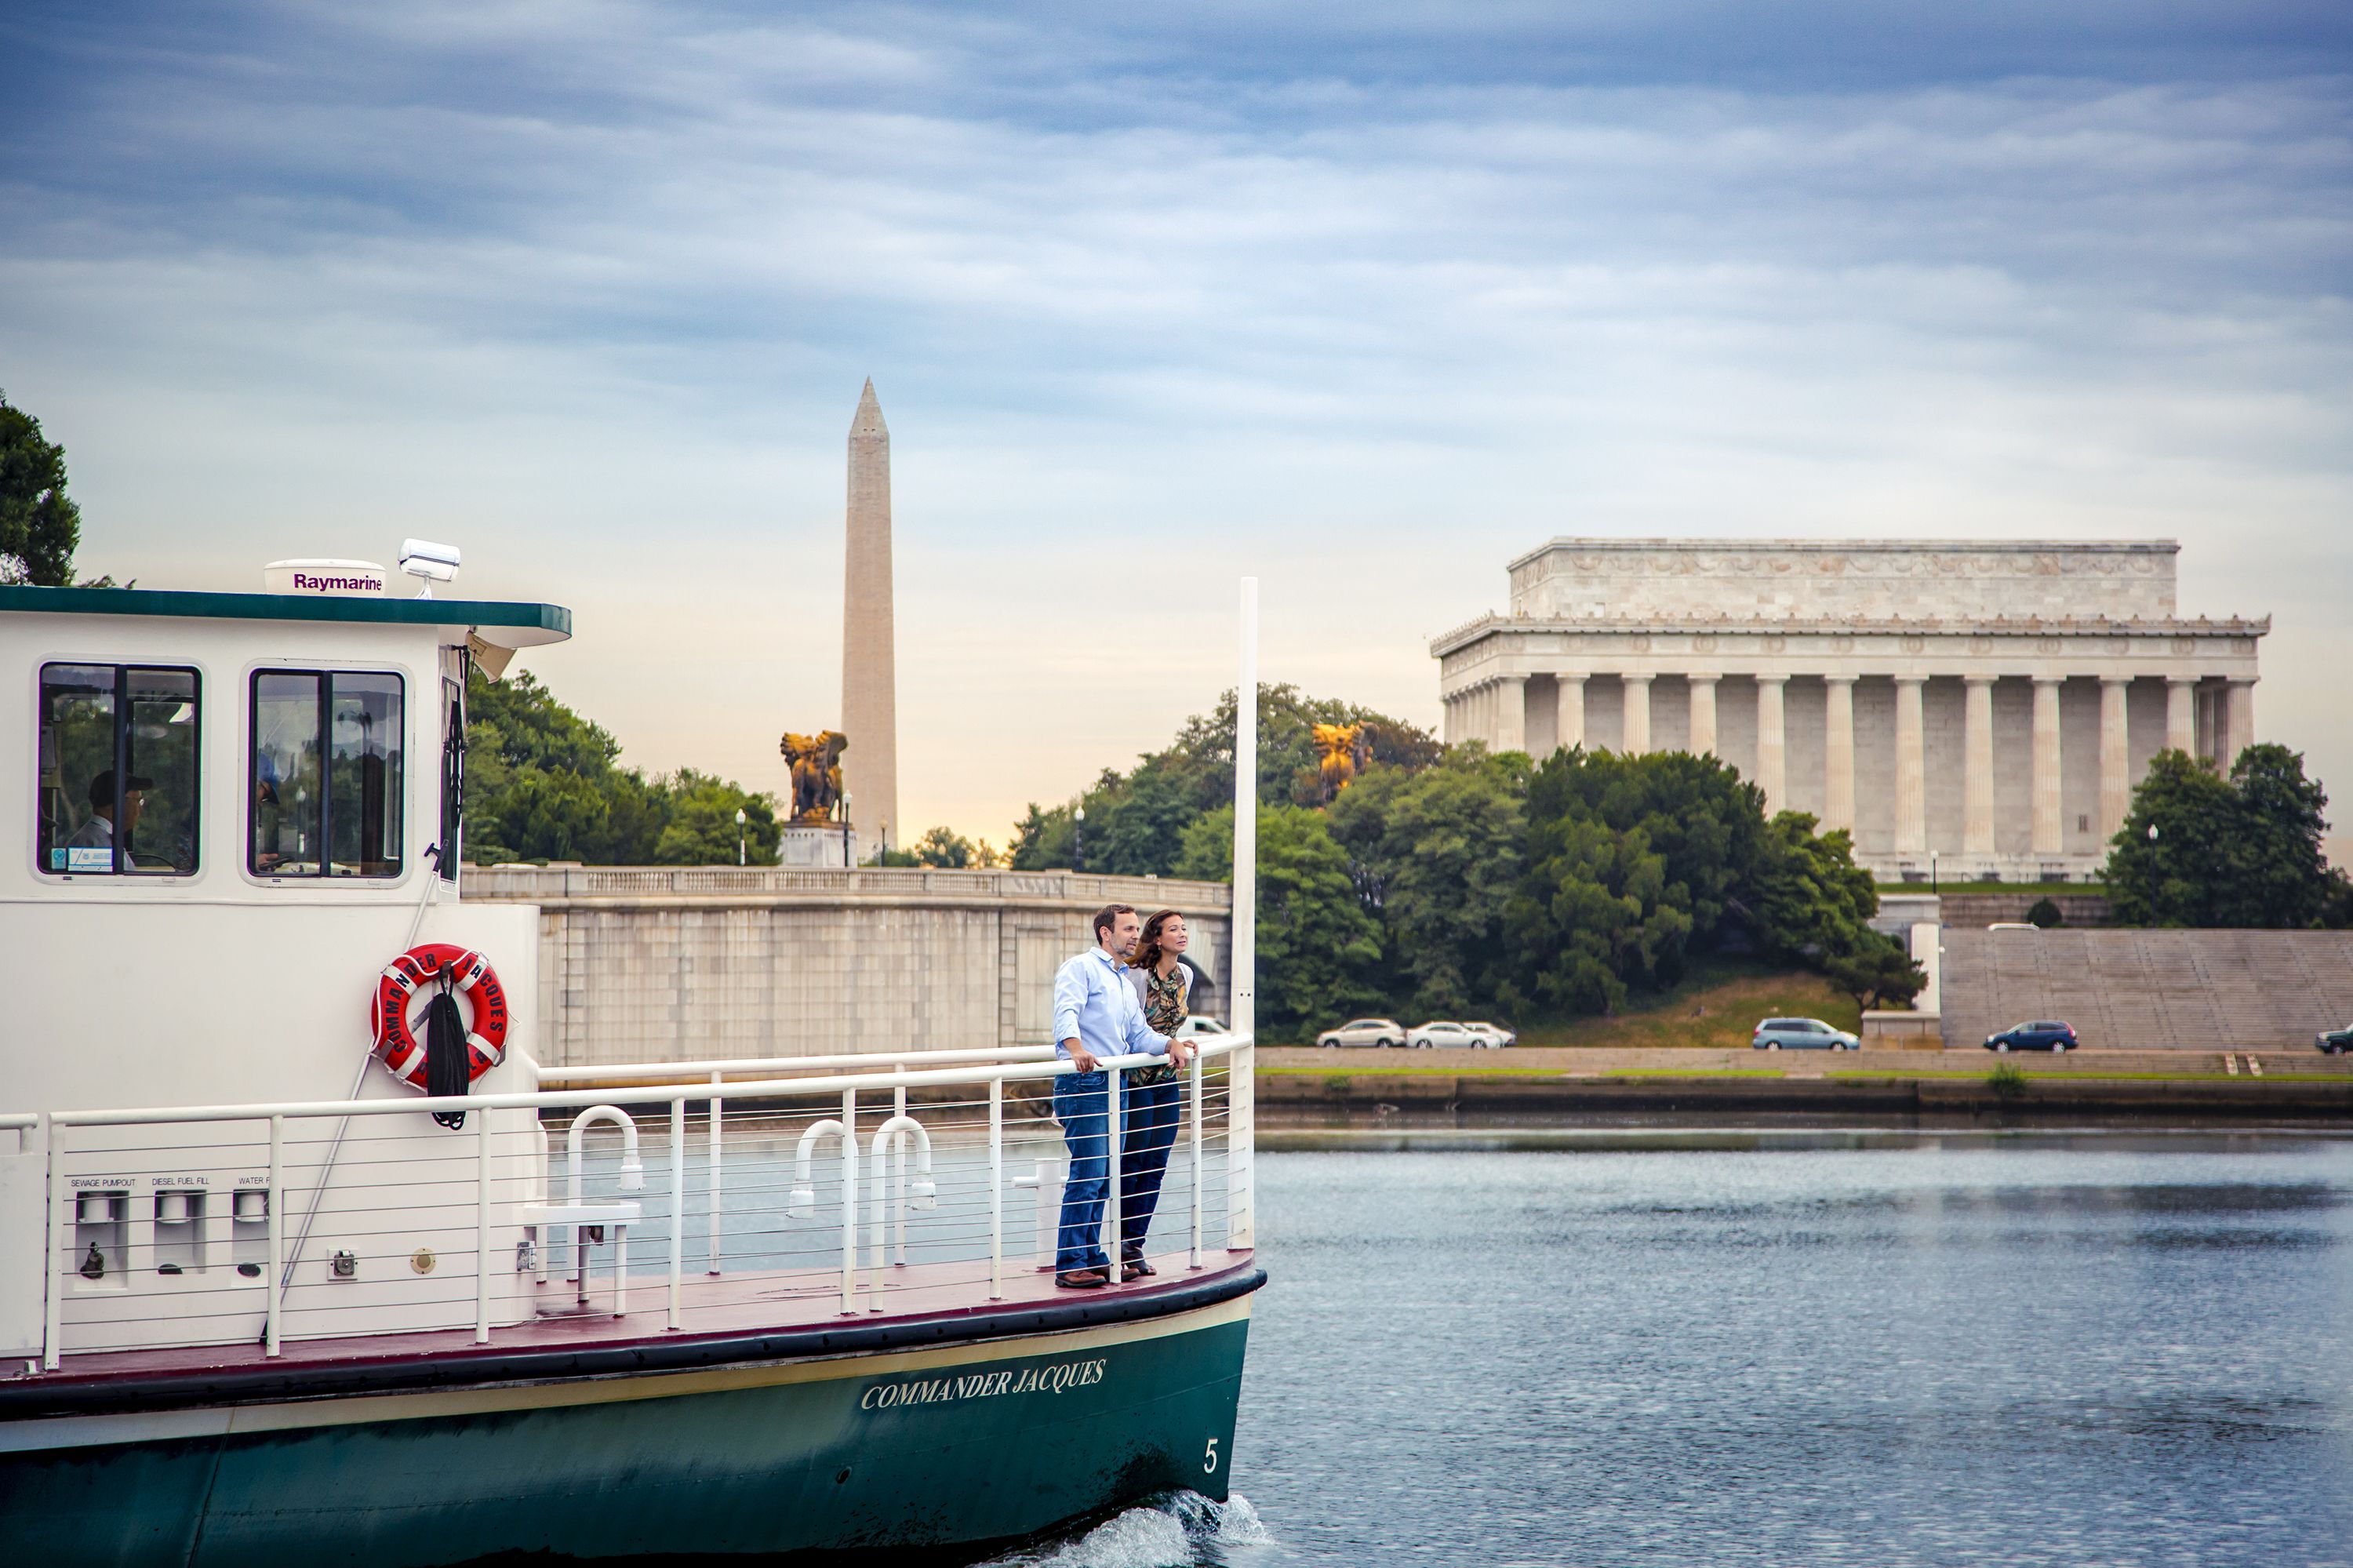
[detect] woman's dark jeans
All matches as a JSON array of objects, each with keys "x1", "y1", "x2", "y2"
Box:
[{"x1": 1118, "y1": 1078, "x2": 1181, "y2": 1254}]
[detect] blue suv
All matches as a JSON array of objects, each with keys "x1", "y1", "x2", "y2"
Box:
[{"x1": 1984, "y1": 1020, "x2": 2078, "y2": 1053}]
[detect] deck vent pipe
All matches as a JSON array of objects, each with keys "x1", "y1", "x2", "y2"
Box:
[
  {"x1": 566, "y1": 1106, "x2": 646, "y2": 1200},
  {"x1": 789, "y1": 1119, "x2": 852, "y2": 1217}
]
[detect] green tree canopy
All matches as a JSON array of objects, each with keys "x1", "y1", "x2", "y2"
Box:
[
  {"x1": 649, "y1": 771, "x2": 780, "y2": 866},
  {"x1": 1175, "y1": 803, "x2": 1387, "y2": 1035},
  {"x1": 1749, "y1": 810, "x2": 1881, "y2": 966},
  {"x1": 911, "y1": 825, "x2": 980, "y2": 868},
  {"x1": 464, "y1": 669, "x2": 780, "y2": 865},
  {"x1": 2104, "y1": 745, "x2": 2351, "y2": 928},
  {"x1": 1328, "y1": 747, "x2": 1529, "y2": 1017},
  {"x1": 1009, "y1": 683, "x2": 1437, "y2": 875},
  {"x1": 0, "y1": 395, "x2": 83, "y2": 587}
]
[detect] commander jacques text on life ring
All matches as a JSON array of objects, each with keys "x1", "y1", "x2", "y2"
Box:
[{"x1": 372, "y1": 943, "x2": 509, "y2": 1090}]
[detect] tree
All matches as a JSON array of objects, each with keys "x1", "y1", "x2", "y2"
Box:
[
  {"x1": 1748, "y1": 810, "x2": 1881, "y2": 964},
  {"x1": 1505, "y1": 809, "x2": 1691, "y2": 1017},
  {"x1": 1500, "y1": 751, "x2": 1886, "y2": 1019},
  {"x1": 462, "y1": 668, "x2": 780, "y2": 865},
  {"x1": 1500, "y1": 747, "x2": 1775, "y2": 1014},
  {"x1": 649, "y1": 771, "x2": 780, "y2": 866},
  {"x1": 1009, "y1": 683, "x2": 1438, "y2": 872},
  {"x1": 912, "y1": 826, "x2": 978, "y2": 868},
  {"x1": 2104, "y1": 746, "x2": 2350, "y2": 928},
  {"x1": 1822, "y1": 939, "x2": 1927, "y2": 1011},
  {"x1": 0, "y1": 395, "x2": 82, "y2": 587},
  {"x1": 1174, "y1": 804, "x2": 1386, "y2": 1037},
  {"x1": 1328, "y1": 748, "x2": 1528, "y2": 1017}
]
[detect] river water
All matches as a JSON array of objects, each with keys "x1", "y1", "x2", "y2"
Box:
[{"x1": 992, "y1": 1129, "x2": 2353, "y2": 1568}]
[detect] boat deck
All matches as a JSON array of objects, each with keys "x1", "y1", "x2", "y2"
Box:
[{"x1": 14, "y1": 1246, "x2": 1255, "y2": 1401}]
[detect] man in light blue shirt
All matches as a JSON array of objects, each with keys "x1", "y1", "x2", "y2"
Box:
[{"x1": 1049, "y1": 904, "x2": 1184, "y2": 1286}]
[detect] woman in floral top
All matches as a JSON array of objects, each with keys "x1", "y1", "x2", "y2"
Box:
[{"x1": 1118, "y1": 909, "x2": 1195, "y2": 1275}]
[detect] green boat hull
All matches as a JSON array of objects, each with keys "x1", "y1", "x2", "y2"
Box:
[{"x1": 2, "y1": 1290, "x2": 1254, "y2": 1566}]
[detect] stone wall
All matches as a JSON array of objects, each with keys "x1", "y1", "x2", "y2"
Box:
[
  {"x1": 460, "y1": 866, "x2": 1233, "y2": 1068},
  {"x1": 1938, "y1": 892, "x2": 2114, "y2": 929}
]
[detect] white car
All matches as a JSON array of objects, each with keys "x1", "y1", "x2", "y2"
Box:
[
  {"x1": 1407, "y1": 1020, "x2": 1497, "y2": 1050},
  {"x1": 1460, "y1": 1020, "x2": 1516, "y2": 1049},
  {"x1": 1173, "y1": 1015, "x2": 1227, "y2": 1041},
  {"x1": 1315, "y1": 1017, "x2": 1405, "y2": 1049}
]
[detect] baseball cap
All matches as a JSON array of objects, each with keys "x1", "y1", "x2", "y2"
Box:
[{"x1": 89, "y1": 769, "x2": 156, "y2": 808}]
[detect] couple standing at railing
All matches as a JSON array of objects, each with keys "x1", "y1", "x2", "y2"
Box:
[{"x1": 1049, "y1": 904, "x2": 1198, "y2": 1288}]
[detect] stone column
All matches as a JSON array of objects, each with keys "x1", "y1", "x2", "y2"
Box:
[
  {"x1": 1475, "y1": 682, "x2": 1493, "y2": 747},
  {"x1": 2165, "y1": 678, "x2": 2195, "y2": 756},
  {"x1": 1556, "y1": 674, "x2": 1586, "y2": 752},
  {"x1": 2099, "y1": 678, "x2": 2131, "y2": 840},
  {"x1": 1893, "y1": 677, "x2": 1927, "y2": 853},
  {"x1": 2031, "y1": 677, "x2": 2064, "y2": 856},
  {"x1": 1963, "y1": 676, "x2": 1995, "y2": 854},
  {"x1": 1823, "y1": 675, "x2": 1855, "y2": 834},
  {"x1": 2225, "y1": 678, "x2": 2257, "y2": 765},
  {"x1": 1497, "y1": 675, "x2": 1528, "y2": 754},
  {"x1": 1755, "y1": 675, "x2": 1787, "y2": 812},
  {"x1": 1687, "y1": 675, "x2": 1719, "y2": 757},
  {"x1": 1622, "y1": 674, "x2": 1653, "y2": 755}
]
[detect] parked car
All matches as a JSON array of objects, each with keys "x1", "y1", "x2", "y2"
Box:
[
  {"x1": 1315, "y1": 1017, "x2": 1404, "y2": 1049},
  {"x1": 1984, "y1": 1020, "x2": 2078, "y2": 1053},
  {"x1": 2315, "y1": 1024, "x2": 2353, "y2": 1054},
  {"x1": 1751, "y1": 1017, "x2": 1860, "y2": 1050},
  {"x1": 1173, "y1": 1015, "x2": 1228, "y2": 1041},
  {"x1": 1461, "y1": 1020, "x2": 1517, "y2": 1048},
  {"x1": 1987, "y1": 921, "x2": 2037, "y2": 931},
  {"x1": 1407, "y1": 1020, "x2": 1489, "y2": 1049}
]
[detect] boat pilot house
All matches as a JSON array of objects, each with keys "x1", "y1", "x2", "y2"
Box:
[{"x1": 0, "y1": 577, "x2": 1264, "y2": 1565}]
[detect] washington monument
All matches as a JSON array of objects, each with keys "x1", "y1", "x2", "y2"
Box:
[{"x1": 842, "y1": 379, "x2": 898, "y2": 850}]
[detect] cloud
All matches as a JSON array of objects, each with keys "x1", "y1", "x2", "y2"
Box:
[{"x1": 1, "y1": 2, "x2": 2348, "y2": 837}]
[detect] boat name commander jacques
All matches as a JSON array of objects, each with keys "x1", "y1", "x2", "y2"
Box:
[{"x1": 859, "y1": 1356, "x2": 1110, "y2": 1410}]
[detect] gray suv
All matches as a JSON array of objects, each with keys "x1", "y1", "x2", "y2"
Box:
[{"x1": 1751, "y1": 1017, "x2": 1860, "y2": 1051}]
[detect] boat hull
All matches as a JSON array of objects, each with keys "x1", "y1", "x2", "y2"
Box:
[{"x1": 2, "y1": 1282, "x2": 1257, "y2": 1566}]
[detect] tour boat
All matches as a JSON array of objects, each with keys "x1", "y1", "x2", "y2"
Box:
[{"x1": 0, "y1": 566, "x2": 1265, "y2": 1565}]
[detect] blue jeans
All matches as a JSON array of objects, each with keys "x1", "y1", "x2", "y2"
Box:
[
  {"x1": 1119, "y1": 1079, "x2": 1180, "y2": 1253},
  {"x1": 1052, "y1": 1071, "x2": 1122, "y2": 1272}
]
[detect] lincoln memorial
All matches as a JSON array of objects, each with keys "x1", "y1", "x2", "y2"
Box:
[{"x1": 1432, "y1": 540, "x2": 2268, "y2": 882}]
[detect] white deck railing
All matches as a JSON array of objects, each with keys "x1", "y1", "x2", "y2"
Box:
[{"x1": 31, "y1": 1039, "x2": 1253, "y2": 1371}]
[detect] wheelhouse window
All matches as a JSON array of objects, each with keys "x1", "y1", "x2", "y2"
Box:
[
  {"x1": 36, "y1": 664, "x2": 202, "y2": 877},
  {"x1": 250, "y1": 670, "x2": 404, "y2": 878}
]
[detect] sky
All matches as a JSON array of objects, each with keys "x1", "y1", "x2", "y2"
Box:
[{"x1": 3, "y1": 2, "x2": 2349, "y2": 848}]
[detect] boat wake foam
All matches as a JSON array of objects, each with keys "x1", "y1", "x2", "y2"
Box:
[{"x1": 979, "y1": 1490, "x2": 1271, "y2": 1567}]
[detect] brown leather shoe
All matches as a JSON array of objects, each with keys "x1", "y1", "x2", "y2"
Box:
[
  {"x1": 1055, "y1": 1269, "x2": 1108, "y2": 1289},
  {"x1": 1121, "y1": 1252, "x2": 1156, "y2": 1277}
]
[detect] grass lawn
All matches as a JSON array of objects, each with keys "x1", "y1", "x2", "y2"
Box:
[{"x1": 1501, "y1": 961, "x2": 1861, "y2": 1050}]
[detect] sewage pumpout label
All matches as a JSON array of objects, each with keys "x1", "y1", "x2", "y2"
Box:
[{"x1": 860, "y1": 1356, "x2": 1108, "y2": 1410}]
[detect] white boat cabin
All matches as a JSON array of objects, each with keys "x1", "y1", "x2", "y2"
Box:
[{"x1": 0, "y1": 581, "x2": 571, "y2": 1363}]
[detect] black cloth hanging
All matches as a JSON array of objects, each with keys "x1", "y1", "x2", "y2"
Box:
[{"x1": 424, "y1": 972, "x2": 471, "y2": 1130}]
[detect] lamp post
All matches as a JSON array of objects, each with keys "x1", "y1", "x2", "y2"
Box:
[
  {"x1": 735, "y1": 806, "x2": 747, "y2": 868},
  {"x1": 1930, "y1": 851, "x2": 1939, "y2": 897},
  {"x1": 1074, "y1": 803, "x2": 1086, "y2": 873},
  {"x1": 2145, "y1": 821, "x2": 2159, "y2": 926}
]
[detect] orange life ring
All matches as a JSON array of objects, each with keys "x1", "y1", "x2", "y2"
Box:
[{"x1": 373, "y1": 944, "x2": 509, "y2": 1090}]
